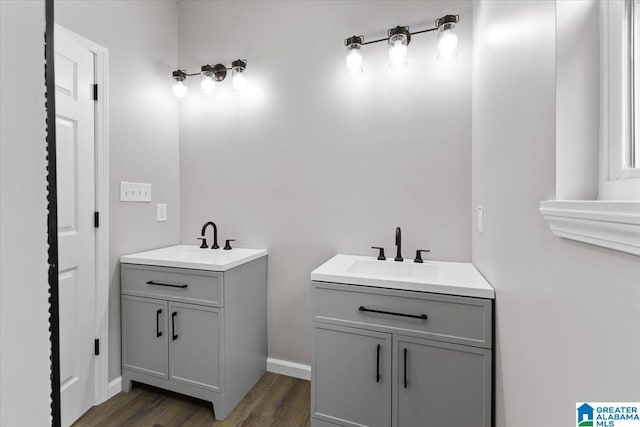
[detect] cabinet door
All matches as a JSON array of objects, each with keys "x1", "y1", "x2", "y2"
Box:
[
  {"x1": 393, "y1": 335, "x2": 491, "y2": 427},
  {"x1": 122, "y1": 295, "x2": 168, "y2": 378},
  {"x1": 312, "y1": 323, "x2": 391, "y2": 427},
  {"x1": 168, "y1": 302, "x2": 224, "y2": 392}
]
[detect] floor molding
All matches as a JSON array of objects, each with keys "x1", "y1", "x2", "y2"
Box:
[
  {"x1": 107, "y1": 376, "x2": 122, "y2": 400},
  {"x1": 105, "y1": 359, "x2": 309, "y2": 401},
  {"x1": 266, "y1": 358, "x2": 311, "y2": 381}
]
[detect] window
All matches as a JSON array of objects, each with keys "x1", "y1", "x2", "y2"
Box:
[
  {"x1": 539, "y1": 0, "x2": 640, "y2": 257},
  {"x1": 601, "y1": 0, "x2": 640, "y2": 198}
]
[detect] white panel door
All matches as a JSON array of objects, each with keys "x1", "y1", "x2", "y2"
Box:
[{"x1": 55, "y1": 27, "x2": 96, "y2": 427}]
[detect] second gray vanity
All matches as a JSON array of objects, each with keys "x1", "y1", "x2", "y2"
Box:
[
  {"x1": 120, "y1": 245, "x2": 267, "y2": 420},
  {"x1": 310, "y1": 254, "x2": 495, "y2": 427}
]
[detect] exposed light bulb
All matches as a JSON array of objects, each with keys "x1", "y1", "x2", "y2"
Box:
[
  {"x1": 231, "y1": 60, "x2": 248, "y2": 92},
  {"x1": 200, "y1": 74, "x2": 215, "y2": 95},
  {"x1": 346, "y1": 46, "x2": 363, "y2": 74},
  {"x1": 172, "y1": 81, "x2": 187, "y2": 99},
  {"x1": 344, "y1": 36, "x2": 364, "y2": 75},
  {"x1": 388, "y1": 28, "x2": 409, "y2": 68},
  {"x1": 232, "y1": 71, "x2": 247, "y2": 92},
  {"x1": 437, "y1": 27, "x2": 458, "y2": 60},
  {"x1": 389, "y1": 40, "x2": 407, "y2": 68},
  {"x1": 435, "y1": 16, "x2": 459, "y2": 60}
]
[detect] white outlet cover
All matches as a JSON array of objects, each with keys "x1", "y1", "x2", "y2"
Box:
[
  {"x1": 157, "y1": 203, "x2": 167, "y2": 222},
  {"x1": 120, "y1": 181, "x2": 152, "y2": 202},
  {"x1": 477, "y1": 205, "x2": 484, "y2": 233}
]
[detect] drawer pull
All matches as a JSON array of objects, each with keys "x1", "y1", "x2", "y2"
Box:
[
  {"x1": 404, "y1": 348, "x2": 408, "y2": 389},
  {"x1": 376, "y1": 344, "x2": 381, "y2": 383},
  {"x1": 171, "y1": 311, "x2": 178, "y2": 341},
  {"x1": 146, "y1": 280, "x2": 188, "y2": 289},
  {"x1": 156, "y1": 309, "x2": 163, "y2": 338},
  {"x1": 358, "y1": 306, "x2": 428, "y2": 320}
]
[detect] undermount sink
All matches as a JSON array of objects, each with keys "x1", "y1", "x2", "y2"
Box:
[
  {"x1": 311, "y1": 254, "x2": 494, "y2": 299},
  {"x1": 347, "y1": 259, "x2": 441, "y2": 280}
]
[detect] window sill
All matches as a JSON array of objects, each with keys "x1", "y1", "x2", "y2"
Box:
[{"x1": 539, "y1": 200, "x2": 640, "y2": 256}]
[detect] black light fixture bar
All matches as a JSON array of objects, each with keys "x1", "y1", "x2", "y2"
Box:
[
  {"x1": 345, "y1": 14, "x2": 459, "y2": 47},
  {"x1": 173, "y1": 69, "x2": 201, "y2": 78},
  {"x1": 406, "y1": 27, "x2": 439, "y2": 38},
  {"x1": 171, "y1": 59, "x2": 249, "y2": 98},
  {"x1": 172, "y1": 59, "x2": 248, "y2": 81}
]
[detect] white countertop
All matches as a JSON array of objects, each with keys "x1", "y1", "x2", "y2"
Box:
[
  {"x1": 311, "y1": 254, "x2": 494, "y2": 299},
  {"x1": 120, "y1": 245, "x2": 267, "y2": 272}
]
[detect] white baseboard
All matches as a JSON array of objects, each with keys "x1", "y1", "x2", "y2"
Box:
[
  {"x1": 267, "y1": 358, "x2": 311, "y2": 381},
  {"x1": 104, "y1": 360, "x2": 309, "y2": 401},
  {"x1": 106, "y1": 376, "x2": 122, "y2": 400}
]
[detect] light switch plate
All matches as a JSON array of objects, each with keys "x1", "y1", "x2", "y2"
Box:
[
  {"x1": 477, "y1": 205, "x2": 484, "y2": 233},
  {"x1": 157, "y1": 203, "x2": 167, "y2": 222},
  {"x1": 120, "y1": 181, "x2": 152, "y2": 202}
]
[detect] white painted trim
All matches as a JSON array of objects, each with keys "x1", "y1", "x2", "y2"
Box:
[
  {"x1": 106, "y1": 377, "x2": 122, "y2": 401},
  {"x1": 620, "y1": 168, "x2": 640, "y2": 180},
  {"x1": 93, "y1": 35, "x2": 110, "y2": 408},
  {"x1": 267, "y1": 358, "x2": 311, "y2": 381},
  {"x1": 55, "y1": 24, "x2": 111, "y2": 406},
  {"x1": 540, "y1": 200, "x2": 640, "y2": 256},
  {"x1": 599, "y1": 0, "x2": 640, "y2": 200}
]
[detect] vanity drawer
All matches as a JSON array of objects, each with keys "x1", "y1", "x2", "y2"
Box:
[
  {"x1": 313, "y1": 282, "x2": 492, "y2": 348},
  {"x1": 122, "y1": 264, "x2": 223, "y2": 307}
]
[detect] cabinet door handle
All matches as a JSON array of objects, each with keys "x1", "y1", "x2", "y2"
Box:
[
  {"x1": 376, "y1": 344, "x2": 381, "y2": 383},
  {"x1": 403, "y1": 348, "x2": 408, "y2": 389},
  {"x1": 171, "y1": 311, "x2": 178, "y2": 341},
  {"x1": 156, "y1": 309, "x2": 163, "y2": 338},
  {"x1": 147, "y1": 280, "x2": 188, "y2": 289},
  {"x1": 358, "y1": 306, "x2": 427, "y2": 320}
]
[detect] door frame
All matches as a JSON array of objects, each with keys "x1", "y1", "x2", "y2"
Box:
[{"x1": 54, "y1": 24, "x2": 110, "y2": 406}]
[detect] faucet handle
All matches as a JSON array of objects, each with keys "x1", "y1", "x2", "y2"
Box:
[
  {"x1": 414, "y1": 249, "x2": 431, "y2": 263},
  {"x1": 223, "y1": 239, "x2": 236, "y2": 250},
  {"x1": 371, "y1": 246, "x2": 386, "y2": 261},
  {"x1": 197, "y1": 237, "x2": 208, "y2": 249}
]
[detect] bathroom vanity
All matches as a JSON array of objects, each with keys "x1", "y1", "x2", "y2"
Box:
[
  {"x1": 120, "y1": 245, "x2": 267, "y2": 420},
  {"x1": 310, "y1": 255, "x2": 495, "y2": 427}
]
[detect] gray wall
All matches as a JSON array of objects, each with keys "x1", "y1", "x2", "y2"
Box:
[
  {"x1": 0, "y1": 1, "x2": 52, "y2": 424},
  {"x1": 178, "y1": 0, "x2": 473, "y2": 366},
  {"x1": 472, "y1": 1, "x2": 640, "y2": 426},
  {"x1": 55, "y1": 0, "x2": 181, "y2": 381}
]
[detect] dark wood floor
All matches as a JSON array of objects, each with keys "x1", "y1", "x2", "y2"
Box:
[{"x1": 73, "y1": 372, "x2": 311, "y2": 427}]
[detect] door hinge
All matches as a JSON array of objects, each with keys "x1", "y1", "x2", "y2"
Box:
[
  {"x1": 93, "y1": 84, "x2": 98, "y2": 101},
  {"x1": 94, "y1": 211, "x2": 99, "y2": 228},
  {"x1": 94, "y1": 339, "x2": 100, "y2": 356}
]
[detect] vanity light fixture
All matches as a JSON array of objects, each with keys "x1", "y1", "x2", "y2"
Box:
[
  {"x1": 436, "y1": 15, "x2": 459, "y2": 60},
  {"x1": 200, "y1": 65, "x2": 215, "y2": 95},
  {"x1": 344, "y1": 14, "x2": 460, "y2": 73},
  {"x1": 388, "y1": 26, "x2": 410, "y2": 68},
  {"x1": 231, "y1": 60, "x2": 248, "y2": 92},
  {"x1": 172, "y1": 70, "x2": 188, "y2": 99},
  {"x1": 171, "y1": 60, "x2": 247, "y2": 99},
  {"x1": 345, "y1": 36, "x2": 364, "y2": 74}
]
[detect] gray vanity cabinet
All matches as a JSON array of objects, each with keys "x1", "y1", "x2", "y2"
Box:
[
  {"x1": 122, "y1": 295, "x2": 168, "y2": 379},
  {"x1": 311, "y1": 281, "x2": 493, "y2": 427},
  {"x1": 121, "y1": 256, "x2": 267, "y2": 420},
  {"x1": 393, "y1": 335, "x2": 491, "y2": 427},
  {"x1": 313, "y1": 324, "x2": 392, "y2": 427}
]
